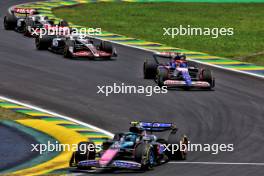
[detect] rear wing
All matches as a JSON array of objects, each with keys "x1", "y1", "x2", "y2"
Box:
[
  {"x1": 131, "y1": 121, "x2": 176, "y2": 132},
  {"x1": 153, "y1": 52, "x2": 185, "y2": 64},
  {"x1": 153, "y1": 52, "x2": 173, "y2": 64},
  {"x1": 11, "y1": 8, "x2": 37, "y2": 15}
]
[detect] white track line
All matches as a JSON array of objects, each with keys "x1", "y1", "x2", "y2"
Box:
[
  {"x1": 0, "y1": 95, "x2": 114, "y2": 137},
  {"x1": 168, "y1": 161, "x2": 264, "y2": 166}
]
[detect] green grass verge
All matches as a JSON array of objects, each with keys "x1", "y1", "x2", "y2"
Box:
[{"x1": 53, "y1": 2, "x2": 264, "y2": 65}]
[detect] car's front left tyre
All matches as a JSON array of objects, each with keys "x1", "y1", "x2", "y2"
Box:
[
  {"x1": 135, "y1": 142, "x2": 155, "y2": 171},
  {"x1": 4, "y1": 14, "x2": 17, "y2": 30},
  {"x1": 69, "y1": 141, "x2": 96, "y2": 169}
]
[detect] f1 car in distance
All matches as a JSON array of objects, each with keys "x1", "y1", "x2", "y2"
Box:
[
  {"x1": 4, "y1": 7, "x2": 70, "y2": 37},
  {"x1": 69, "y1": 121, "x2": 188, "y2": 171},
  {"x1": 20, "y1": 15, "x2": 70, "y2": 37},
  {"x1": 3, "y1": 7, "x2": 38, "y2": 30},
  {"x1": 143, "y1": 52, "x2": 215, "y2": 90},
  {"x1": 35, "y1": 35, "x2": 117, "y2": 59}
]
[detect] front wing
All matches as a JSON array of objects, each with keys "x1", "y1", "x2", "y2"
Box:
[
  {"x1": 78, "y1": 160, "x2": 142, "y2": 170},
  {"x1": 164, "y1": 80, "x2": 211, "y2": 88}
]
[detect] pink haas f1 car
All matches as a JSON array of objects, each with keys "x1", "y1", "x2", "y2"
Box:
[
  {"x1": 4, "y1": 7, "x2": 38, "y2": 30},
  {"x1": 4, "y1": 7, "x2": 70, "y2": 37},
  {"x1": 143, "y1": 52, "x2": 215, "y2": 90},
  {"x1": 36, "y1": 35, "x2": 117, "y2": 59},
  {"x1": 69, "y1": 121, "x2": 188, "y2": 172}
]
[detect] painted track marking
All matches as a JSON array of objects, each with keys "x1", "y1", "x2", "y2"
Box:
[
  {"x1": 168, "y1": 161, "x2": 264, "y2": 166},
  {"x1": 0, "y1": 95, "x2": 114, "y2": 137}
]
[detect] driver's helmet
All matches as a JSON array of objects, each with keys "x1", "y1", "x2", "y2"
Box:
[
  {"x1": 171, "y1": 52, "x2": 181, "y2": 60},
  {"x1": 180, "y1": 54, "x2": 186, "y2": 60},
  {"x1": 77, "y1": 36, "x2": 90, "y2": 44},
  {"x1": 178, "y1": 54, "x2": 187, "y2": 67},
  {"x1": 170, "y1": 53, "x2": 187, "y2": 68},
  {"x1": 179, "y1": 61, "x2": 188, "y2": 68}
]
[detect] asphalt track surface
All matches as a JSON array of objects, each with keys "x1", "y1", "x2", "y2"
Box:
[
  {"x1": 0, "y1": 123, "x2": 38, "y2": 171},
  {"x1": 1, "y1": 0, "x2": 264, "y2": 175}
]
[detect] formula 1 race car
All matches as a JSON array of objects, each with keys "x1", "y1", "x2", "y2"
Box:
[
  {"x1": 35, "y1": 35, "x2": 117, "y2": 59},
  {"x1": 69, "y1": 121, "x2": 188, "y2": 172},
  {"x1": 4, "y1": 7, "x2": 70, "y2": 37},
  {"x1": 143, "y1": 52, "x2": 215, "y2": 90},
  {"x1": 19, "y1": 15, "x2": 69, "y2": 37},
  {"x1": 4, "y1": 7, "x2": 38, "y2": 30}
]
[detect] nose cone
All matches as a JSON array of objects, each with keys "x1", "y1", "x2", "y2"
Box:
[{"x1": 99, "y1": 149, "x2": 118, "y2": 166}]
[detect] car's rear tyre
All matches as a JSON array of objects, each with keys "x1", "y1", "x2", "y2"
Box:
[
  {"x1": 143, "y1": 60, "x2": 157, "y2": 79},
  {"x1": 35, "y1": 35, "x2": 53, "y2": 50},
  {"x1": 69, "y1": 141, "x2": 96, "y2": 169},
  {"x1": 4, "y1": 14, "x2": 17, "y2": 30},
  {"x1": 135, "y1": 143, "x2": 155, "y2": 171},
  {"x1": 167, "y1": 132, "x2": 188, "y2": 160},
  {"x1": 201, "y1": 69, "x2": 215, "y2": 89},
  {"x1": 100, "y1": 41, "x2": 113, "y2": 54}
]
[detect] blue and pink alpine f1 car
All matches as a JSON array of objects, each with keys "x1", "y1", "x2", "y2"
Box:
[{"x1": 69, "y1": 121, "x2": 188, "y2": 172}]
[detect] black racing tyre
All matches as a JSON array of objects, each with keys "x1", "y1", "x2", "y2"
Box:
[
  {"x1": 167, "y1": 132, "x2": 188, "y2": 160},
  {"x1": 35, "y1": 35, "x2": 54, "y2": 50},
  {"x1": 135, "y1": 143, "x2": 155, "y2": 170},
  {"x1": 4, "y1": 14, "x2": 17, "y2": 30},
  {"x1": 157, "y1": 68, "x2": 168, "y2": 88},
  {"x1": 71, "y1": 141, "x2": 96, "y2": 169},
  {"x1": 100, "y1": 41, "x2": 113, "y2": 53},
  {"x1": 143, "y1": 60, "x2": 157, "y2": 79},
  {"x1": 201, "y1": 69, "x2": 215, "y2": 89}
]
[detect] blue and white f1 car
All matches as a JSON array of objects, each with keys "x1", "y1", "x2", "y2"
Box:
[
  {"x1": 144, "y1": 52, "x2": 215, "y2": 90},
  {"x1": 69, "y1": 121, "x2": 188, "y2": 172}
]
